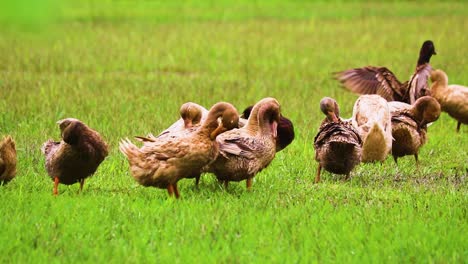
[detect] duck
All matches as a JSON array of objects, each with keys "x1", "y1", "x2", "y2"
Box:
[
  {"x1": 429, "y1": 69, "x2": 468, "y2": 132},
  {"x1": 42, "y1": 118, "x2": 109, "y2": 195},
  {"x1": 388, "y1": 96, "x2": 441, "y2": 163},
  {"x1": 208, "y1": 98, "x2": 281, "y2": 189},
  {"x1": 240, "y1": 105, "x2": 295, "y2": 152},
  {"x1": 314, "y1": 97, "x2": 362, "y2": 183},
  {"x1": 335, "y1": 40, "x2": 437, "y2": 104},
  {"x1": 120, "y1": 102, "x2": 239, "y2": 198},
  {"x1": 351, "y1": 95, "x2": 392, "y2": 162},
  {"x1": 0, "y1": 136, "x2": 17, "y2": 184}
]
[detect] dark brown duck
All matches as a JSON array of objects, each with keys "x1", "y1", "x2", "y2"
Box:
[{"x1": 42, "y1": 118, "x2": 108, "y2": 195}]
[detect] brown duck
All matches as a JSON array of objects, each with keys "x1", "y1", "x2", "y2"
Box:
[
  {"x1": 42, "y1": 118, "x2": 109, "y2": 195},
  {"x1": 430, "y1": 69, "x2": 468, "y2": 132},
  {"x1": 314, "y1": 97, "x2": 362, "y2": 183},
  {"x1": 388, "y1": 96, "x2": 441, "y2": 163},
  {"x1": 120, "y1": 102, "x2": 239, "y2": 198},
  {"x1": 209, "y1": 98, "x2": 281, "y2": 189},
  {"x1": 335, "y1": 40, "x2": 437, "y2": 104},
  {"x1": 0, "y1": 136, "x2": 17, "y2": 184}
]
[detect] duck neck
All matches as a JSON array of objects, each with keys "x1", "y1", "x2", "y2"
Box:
[
  {"x1": 417, "y1": 52, "x2": 433, "y2": 66},
  {"x1": 431, "y1": 75, "x2": 448, "y2": 100},
  {"x1": 246, "y1": 104, "x2": 274, "y2": 136}
]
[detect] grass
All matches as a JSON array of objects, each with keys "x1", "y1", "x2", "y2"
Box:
[{"x1": 0, "y1": 1, "x2": 467, "y2": 262}]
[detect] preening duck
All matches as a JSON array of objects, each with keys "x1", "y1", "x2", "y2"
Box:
[
  {"x1": 430, "y1": 69, "x2": 468, "y2": 132},
  {"x1": 120, "y1": 102, "x2": 239, "y2": 198},
  {"x1": 208, "y1": 98, "x2": 280, "y2": 189},
  {"x1": 314, "y1": 97, "x2": 362, "y2": 183},
  {"x1": 388, "y1": 96, "x2": 441, "y2": 163},
  {"x1": 351, "y1": 95, "x2": 392, "y2": 162},
  {"x1": 0, "y1": 136, "x2": 17, "y2": 184},
  {"x1": 42, "y1": 118, "x2": 108, "y2": 195},
  {"x1": 335, "y1": 40, "x2": 437, "y2": 104}
]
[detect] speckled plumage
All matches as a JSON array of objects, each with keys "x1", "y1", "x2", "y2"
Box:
[
  {"x1": 209, "y1": 98, "x2": 281, "y2": 189},
  {"x1": 42, "y1": 118, "x2": 108, "y2": 195},
  {"x1": 314, "y1": 97, "x2": 362, "y2": 183},
  {"x1": 388, "y1": 96, "x2": 441, "y2": 163},
  {"x1": 0, "y1": 136, "x2": 17, "y2": 184},
  {"x1": 120, "y1": 102, "x2": 239, "y2": 198}
]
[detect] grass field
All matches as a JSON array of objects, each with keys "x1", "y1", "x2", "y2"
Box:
[{"x1": 0, "y1": 1, "x2": 467, "y2": 262}]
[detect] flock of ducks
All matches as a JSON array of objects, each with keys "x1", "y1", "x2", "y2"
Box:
[{"x1": 0, "y1": 40, "x2": 467, "y2": 198}]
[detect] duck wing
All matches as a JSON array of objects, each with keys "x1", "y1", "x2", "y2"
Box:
[
  {"x1": 335, "y1": 66, "x2": 406, "y2": 101},
  {"x1": 407, "y1": 63, "x2": 432, "y2": 104},
  {"x1": 217, "y1": 136, "x2": 263, "y2": 159}
]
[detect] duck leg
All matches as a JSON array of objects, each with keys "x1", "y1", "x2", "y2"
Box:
[
  {"x1": 195, "y1": 175, "x2": 200, "y2": 186},
  {"x1": 456, "y1": 122, "x2": 461, "y2": 133},
  {"x1": 223, "y1": 180, "x2": 229, "y2": 189},
  {"x1": 167, "y1": 184, "x2": 175, "y2": 197},
  {"x1": 173, "y1": 183, "x2": 180, "y2": 199},
  {"x1": 344, "y1": 174, "x2": 350, "y2": 181},
  {"x1": 53, "y1": 177, "x2": 59, "y2": 196},
  {"x1": 393, "y1": 156, "x2": 398, "y2": 164},
  {"x1": 246, "y1": 178, "x2": 253, "y2": 190},
  {"x1": 414, "y1": 153, "x2": 419, "y2": 164},
  {"x1": 314, "y1": 165, "x2": 322, "y2": 183},
  {"x1": 79, "y1": 179, "x2": 85, "y2": 193}
]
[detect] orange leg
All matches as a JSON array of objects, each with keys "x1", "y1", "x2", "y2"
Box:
[
  {"x1": 314, "y1": 165, "x2": 321, "y2": 183},
  {"x1": 246, "y1": 178, "x2": 253, "y2": 190},
  {"x1": 79, "y1": 179, "x2": 85, "y2": 193},
  {"x1": 53, "y1": 177, "x2": 59, "y2": 196},
  {"x1": 173, "y1": 183, "x2": 180, "y2": 199},
  {"x1": 167, "y1": 184, "x2": 174, "y2": 197}
]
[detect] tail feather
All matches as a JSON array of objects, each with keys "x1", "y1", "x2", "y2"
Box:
[
  {"x1": 119, "y1": 138, "x2": 140, "y2": 160},
  {"x1": 362, "y1": 122, "x2": 390, "y2": 162}
]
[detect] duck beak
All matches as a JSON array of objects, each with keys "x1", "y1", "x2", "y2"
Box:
[
  {"x1": 433, "y1": 50, "x2": 437, "y2": 55},
  {"x1": 210, "y1": 125, "x2": 227, "y2": 140}
]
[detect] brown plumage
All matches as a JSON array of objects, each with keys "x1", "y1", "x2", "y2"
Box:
[
  {"x1": 430, "y1": 69, "x2": 468, "y2": 132},
  {"x1": 335, "y1": 40, "x2": 437, "y2": 104},
  {"x1": 41, "y1": 118, "x2": 109, "y2": 195},
  {"x1": 241, "y1": 105, "x2": 295, "y2": 152},
  {"x1": 388, "y1": 96, "x2": 441, "y2": 163},
  {"x1": 209, "y1": 98, "x2": 281, "y2": 190},
  {"x1": 314, "y1": 97, "x2": 362, "y2": 183},
  {"x1": 120, "y1": 102, "x2": 239, "y2": 198},
  {"x1": 0, "y1": 136, "x2": 17, "y2": 184}
]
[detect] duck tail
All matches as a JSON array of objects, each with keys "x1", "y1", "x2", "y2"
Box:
[
  {"x1": 362, "y1": 122, "x2": 389, "y2": 162},
  {"x1": 119, "y1": 138, "x2": 152, "y2": 184}
]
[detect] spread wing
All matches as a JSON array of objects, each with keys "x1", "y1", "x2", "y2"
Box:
[
  {"x1": 407, "y1": 63, "x2": 432, "y2": 104},
  {"x1": 335, "y1": 66, "x2": 405, "y2": 101}
]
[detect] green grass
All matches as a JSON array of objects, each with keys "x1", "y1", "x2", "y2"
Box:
[{"x1": 0, "y1": 1, "x2": 467, "y2": 262}]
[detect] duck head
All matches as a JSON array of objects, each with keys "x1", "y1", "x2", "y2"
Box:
[
  {"x1": 179, "y1": 102, "x2": 204, "y2": 128},
  {"x1": 418, "y1": 40, "x2": 436, "y2": 65},
  {"x1": 204, "y1": 102, "x2": 239, "y2": 140},
  {"x1": 245, "y1": 98, "x2": 281, "y2": 138},
  {"x1": 412, "y1": 96, "x2": 441, "y2": 127},
  {"x1": 320, "y1": 97, "x2": 340, "y2": 122},
  {"x1": 56, "y1": 118, "x2": 86, "y2": 144},
  {"x1": 430, "y1": 69, "x2": 448, "y2": 85}
]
